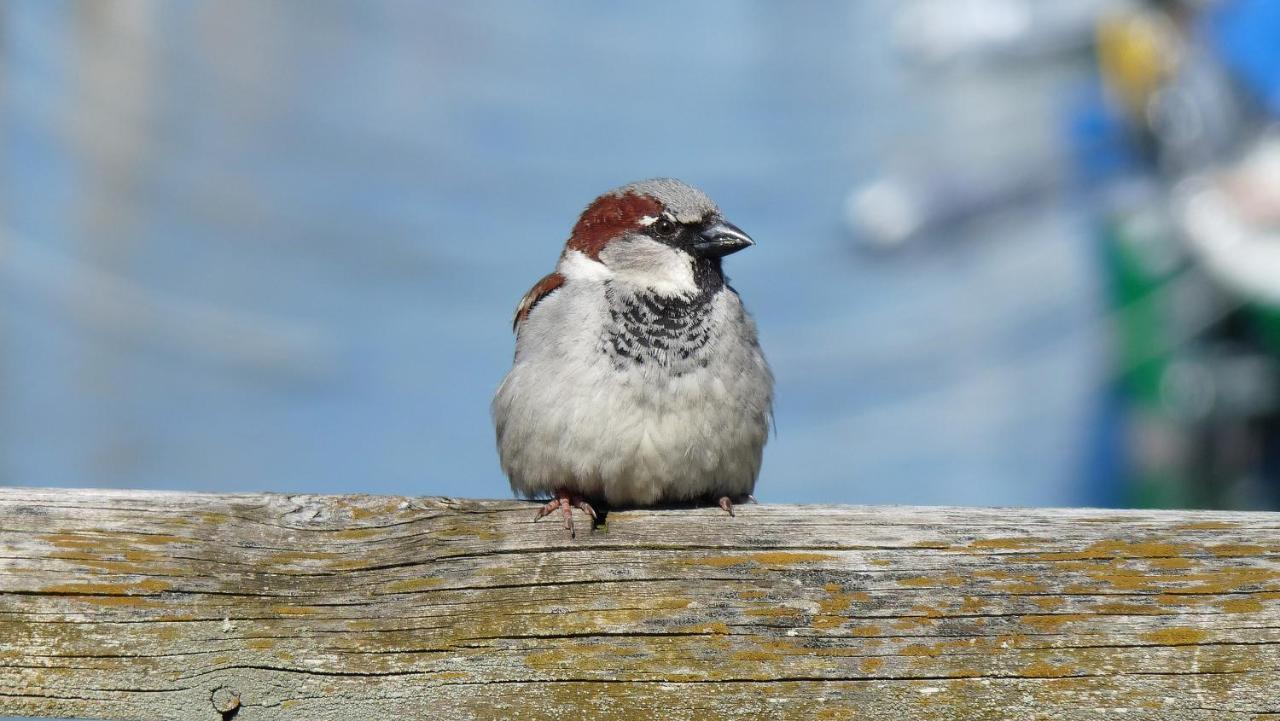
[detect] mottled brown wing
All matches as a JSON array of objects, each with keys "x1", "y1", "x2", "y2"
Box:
[{"x1": 512, "y1": 272, "x2": 565, "y2": 332}]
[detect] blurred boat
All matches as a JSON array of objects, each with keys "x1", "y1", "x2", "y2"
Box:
[
  {"x1": 893, "y1": 0, "x2": 1130, "y2": 66},
  {"x1": 848, "y1": 0, "x2": 1123, "y2": 250}
]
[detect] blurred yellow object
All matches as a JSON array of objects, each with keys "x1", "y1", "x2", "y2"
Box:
[{"x1": 1096, "y1": 10, "x2": 1181, "y2": 117}]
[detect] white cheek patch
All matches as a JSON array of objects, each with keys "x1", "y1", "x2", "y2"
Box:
[
  {"x1": 559, "y1": 249, "x2": 612, "y2": 282},
  {"x1": 599, "y1": 236, "x2": 697, "y2": 296}
]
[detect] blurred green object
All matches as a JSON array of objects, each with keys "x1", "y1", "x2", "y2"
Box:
[
  {"x1": 1253, "y1": 304, "x2": 1280, "y2": 357},
  {"x1": 1100, "y1": 199, "x2": 1195, "y2": 508},
  {"x1": 1101, "y1": 194, "x2": 1280, "y2": 509},
  {"x1": 1101, "y1": 205, "x2": 1183, "y2": 410}
]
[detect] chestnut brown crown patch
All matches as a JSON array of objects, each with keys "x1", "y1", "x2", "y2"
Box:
[{"x1": 566, "y1": 192, "x2": 664, "y2": 259}]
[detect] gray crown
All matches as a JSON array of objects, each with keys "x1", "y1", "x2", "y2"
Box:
[{"x1": 615, "y1": 178, "x2": 719, "y2": 224}]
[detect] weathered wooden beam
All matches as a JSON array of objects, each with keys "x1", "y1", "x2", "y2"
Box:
[{"x1": 1, "y1": 488, "x2": 1279, "y2": 720}]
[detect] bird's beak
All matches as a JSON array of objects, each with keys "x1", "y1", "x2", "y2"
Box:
[{"x1": 692, "y1": 218, "x2": 755, "y2": 258}]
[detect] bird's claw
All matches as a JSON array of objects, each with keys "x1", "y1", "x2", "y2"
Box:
[
  {"x1": 533, "y1": 490, "x2": 596, "y2": 538},
  {"x1": 718, "y1": 496, "x2": 735, "y2": 517},
  {"x1": 718, "y1": 495, "x2": 758, "y2": 517}
]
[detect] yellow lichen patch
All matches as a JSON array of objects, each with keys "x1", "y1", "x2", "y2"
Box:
[
  {"x1": 1148, "y1": 557, "x2": 1194, "y2": 570},
  {"x1": 1140, "y1": 627, "x2": 1208, "y2": 646},
  {"x1": 1044, "y1": 676, "x2": 1096, "y2": 692},
  {"x1": 910, "y1": 605, "x2": 943, "y2": 618},
  {"x1": 960, "y1": 596, "x2": 988, "y2": 613},
  {"x1": 891, "y1": 616, "x2": 936, "y2": 631},
  {"x1": 652, "y1": 598, "x2": 693, "y2": 610},
  {"x1": 52, "y1": 558, "x2": 158, "y2": 574},
  {"x1": 746, "y1": 639, "x2": 803, "y2": 658},
  {"x1": 248, "y1": 638, "x2": 276, "y2": 650},
  {"x1": 738, "y1": 590, "x2": 767, "y2": 600},
  {"x1": 816, "y1": 709, "x2": 858, "y2": 720},
  {"x1": 84, "y1": 595, "x2": 165, "y2": 608},
  {"x1": 991, "y1": 633, "x2": 1030, "y2": 650},
  {"x1": 870, "y1": 558, "x2": 893, "y2": 566},
  {"x1": 41, "y1": 533, "x2": 104, "y2": 550},
  {"x1": 745, "y1": 606, "x2": 804, "y2": 620},
  {"x1": 1154, "y1": 594, "x2": 1209, "y2": 607},
  {"x1": 911, "y1": 540, "x2": 952, "y2": 549},
  {"x1": 899, "y1": 643, "x2": 943, "y2": 657},
  {"x1": 345, "y1": 497, "x2": 405, "y2": 521},
  {"x1": 729, "y1": 649, "x2": 779, "y2": 663},
  {"x1": 437, "y1": 523, "x2": 501, "y2": 541},
  {"x1": 330, "y1": 558, "x2": 376, "y2": 571},
  {"x1": 1180, "y1": 567, "x2": 1280, "y2": 594},
  {"x1": 812, "y1": 616, "x2": 843, "y2": 631},
  {"x1": 1220, "y1": 597, "x2": 1264, "y2": 614},
  {"x1": 1094, "y1": 539, "x2": 1194, "y2": 557},
  {"x1": 1030, "y1": 596, "x2": 1064, "y2": 611},
  {"x1": 331, "y1": 527, "x2": 380, "y2": 540},
  {"x1": 1175, "y1": 521, "x2": 1239, "y2": 531},
  {"x1": 264, "y1": 550, "x2": 336, "y2": 564},
  {"x1": 385, "y1": 578, "x2": 445, "y2": 593},
  {"x1": 524, "y1": 648, "x2": 571, "y2": 669},
  {"x1": 133, "y1": 534, "x2": 186, "y2": 545},
  {"x1": 43, "y1": 578, "x2": 169, "y2": 595},
  {"x1": 1092, "y1": 602, "x2": 1170, "y2": 616},
  {"x1": 687, "y1": 555, "x2": 753, "y2": 568},
  {"x1": 270, "y1": 605, "x2": 320, "y2": 616},
  {"x1": 1030, "y1": 539, "x2": 1193, "y2": 562},
  {"x1": 750, "y1": 552, "x2": 836, "y2": 565},
  {"x1": 1206, "y1": 544, "x2": 1266, "y2": 557},
  {"x1": 970, "y1": 537, "x2": 1046, "y2": 549},
  {"x1": 1022, "y1": 661, "x2": 1077, "y2": 678},
  {"x1": 812, "y1": 585, "x2": 865, "y2": 630},
  {"x1": 860, "y1": 656, "x2": 884, "y2": 674},
  {"x1": 898, "y1": 575, "x2": 964, "y2": 588},
  {"x1": 677, "y1": 621, "x2": 730, "y2": 635},
  {"x1": 686, "y1": 551, "x2": 834, "y2": 568},
  {"x1": 849, "y1": 625, "x2": 881, "y2": 637},
  {"x1": 994, "y1": 581, "x2": 1047, "y2": 594},
  {"x1": 1020, "y1": 614, "x2": 1089, "y2": 632}
]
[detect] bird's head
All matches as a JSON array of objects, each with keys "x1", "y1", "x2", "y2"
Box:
[{"x1": 564, "y1": 178, "x2": 754, "y2": 296}]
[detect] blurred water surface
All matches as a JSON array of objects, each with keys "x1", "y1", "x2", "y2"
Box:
[{"x1": 0, "y1": 1, "x2": 1100, "y2": 506}]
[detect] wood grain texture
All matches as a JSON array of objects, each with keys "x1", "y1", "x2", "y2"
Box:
[{"x1": 2, "y1": 488, "x2": 1279, "y2": 720}]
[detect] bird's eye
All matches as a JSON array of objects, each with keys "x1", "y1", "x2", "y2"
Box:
[{"x1": 653, "y1": 218, "x2": 677, "y2": 237}]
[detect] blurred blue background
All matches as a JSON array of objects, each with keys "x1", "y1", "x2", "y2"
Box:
[{"x1": 3, "y1": 0, "x2": 1279, "y2": 511}]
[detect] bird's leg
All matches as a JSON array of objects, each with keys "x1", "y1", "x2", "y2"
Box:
[
  {"x1": 533, "y1": 489, "x2": 597, "y2": 538},
  {"x1": 717, "y1": 495, "x2": 758, "y2": 517}
]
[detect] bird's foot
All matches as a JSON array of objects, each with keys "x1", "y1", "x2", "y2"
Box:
[
  {"x1": 717, "y1": 495, "x2": 758, "y2": 517},
  {"x1": 533, "y1": 490, "x2": 597, "y2": 538}
]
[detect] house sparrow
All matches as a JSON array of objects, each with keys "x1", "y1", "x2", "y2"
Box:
[{"x1": 492, "y1": 178, "x2": 773, "y2": 536}]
